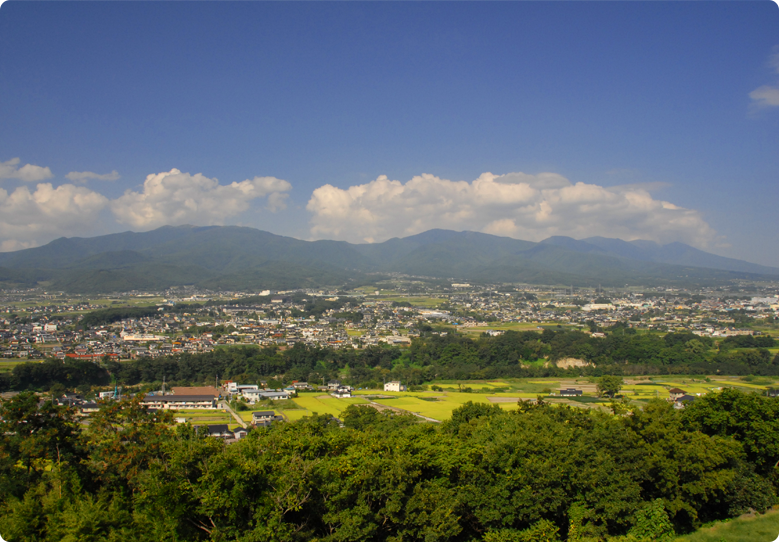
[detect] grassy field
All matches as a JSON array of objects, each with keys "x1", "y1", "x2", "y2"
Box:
[
  {"x1": 350, "y1": 374, "x2": 779, "y2": 421},
  {"x1": 0, "y1": 361, "x2": 26, "y2": 373},
  {"x1": 285, "y1": 409, "x2": 313, "y2": 421},
  {"x1": 674, "y1": 508, "x2": 779, "y2": 541},
  {"x1": 368, "y1": 390, "x2": 536, "y2": 420},
  {"x1": 622, "y1": 384, "x2": 669, "y2": 399},
  {"x1": 291, "y1": 395, "x2": 369, "y2": 418},
  {"x1": 173, "y1": 409, "x2": 234, "y2": 425},
  {"x1": 711, "y1": 380, "x2": 774, "y2": 390}
]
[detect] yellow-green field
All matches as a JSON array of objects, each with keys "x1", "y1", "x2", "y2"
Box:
[
  {"x1": 430, "y1": 380, "x2": 514, "y2": 390},
  {"x1": 710, "y1": 380, "x2": 775, "y2": 390},
  {"x1": 622, "y1": 384, "x2": 669, "y2": 399},
  {"x1": 649, "y1": 380, "x2": 714, "y2": 395},
  {"x1": 291, "y1": 395, "x2": 369, "y2": 418},
  {"x1": 188, "y1": 375, "x2": 779, "y2": 426},
  {"x1": 285, "y1": 409, "x2": 312, "y2": 421},
  {"x1": 369, "y1": 390, "x2": 538, "y2": 421},
  {"x1": 173, "y1": 409, "x2": 234, "y2": 425},
  {"x1": 0, "y1": 361, "x2": 26, "y2": 373}
]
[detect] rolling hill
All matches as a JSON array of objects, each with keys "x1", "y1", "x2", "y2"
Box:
[{"x1": 0, "y1": 225, "x2": 776, "y2": 292}]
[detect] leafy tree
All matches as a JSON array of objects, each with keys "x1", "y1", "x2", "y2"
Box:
[
  {"x1": 85, "y1": 394, "x2": 174, "y2": 494},
  {"x1": 681, "y1": 388, "x2": 779, "y2": 480},
  {"x1": 0, "y1": 392, "x2": 83, "y2": 495},
  {"x1": 445, "y1": 400, "x2": 503, "y2": 433},
  {"x1": 596, "y1": 375, "x2": 624, "y2": 398},
  {"x1": 626, "y1": 499, "x2": 675, "y2": 541}
]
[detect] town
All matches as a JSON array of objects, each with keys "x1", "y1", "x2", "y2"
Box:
[{"x1": 1, "y1": 279, "x2": 777, "y2": 361}]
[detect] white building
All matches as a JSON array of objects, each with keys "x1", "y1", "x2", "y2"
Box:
[
  {"x1": 384, "y1": 381, "x2": 406, "y2": 392},
  {"x1": 227, "y1": 382, "x2": 259, "y2": 394},
  {"x1": 581, "y1": 304, "x2": 615, "y2": 312},
  {"x1": 243, "y1": 389, "x2": 292, "y2": 403}
]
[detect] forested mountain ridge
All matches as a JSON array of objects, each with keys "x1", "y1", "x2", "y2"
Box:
[{"x1": 0, "y1": 225, "x2": 776, "y2": 292}]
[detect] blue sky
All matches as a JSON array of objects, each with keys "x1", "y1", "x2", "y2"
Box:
[{"x1": 1, "y1": 1, "x2": 778, "y2": 265}]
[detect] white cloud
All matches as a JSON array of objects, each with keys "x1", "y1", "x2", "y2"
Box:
[
  {"x1": 306, "y1": 171, "x2": 717, "y2": 247},
  {"x1": 66, "y1": 170, "x2": 121, "y2": 182},
  {"x1": 110, "y1": 168, "x2": 292, "y2": 229},
  {"x1": 0, "y1": 157, "x2": 53, "y2": 182},
  {"x1": 749, "y1": 46, "x2": 779, "y2": 109},
  {"x1": 749, "y1": 85, "x2": 779, "y2": 108},
  {"x1": 0, "y1": 183, "x2": 109, "y2": 250}
]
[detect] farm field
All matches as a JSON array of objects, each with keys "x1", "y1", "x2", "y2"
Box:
[
  {"x1": 173, "y1": 409, "x2": 234, "y2": 426},
  {"x1": 0, "y1": 361, "x2": 26, "y2": 373},
  {"x1": 285, "y1": 409, "x2": 312, "y2": 421},
  {"x1": 621, "y1": 384, "x2": 668, "y2": 399},
  {"x1": 371, "y1": 391, "x2": 536, "y2": 420},
  {"x1": 291, "y1": 395, "x2": 368, "y2": 418},
  {"x1": 710, "y1": 379, "x2": 776, "y2": 390},
  {"x1": 430, "y1": 380, "x2": 516, "y2": 391},
  {"x1": 373, "y1": 396, "x2": 462, "y2": 419},
  {"x1": 350, "y1": 373, "x2": 779, "y2": 421}
]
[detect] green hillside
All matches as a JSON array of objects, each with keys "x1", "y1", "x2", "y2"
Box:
[{"x1": 1, "y1": 225, "x2": 777, "y2": 292}]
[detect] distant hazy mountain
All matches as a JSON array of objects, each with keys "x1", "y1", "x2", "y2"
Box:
[
  {"x1": 0, "y1": 225, "x2": 776, "y2": 292},
  {"x1": 543, "y1": 235, "x2": 779, "y2": 276}
]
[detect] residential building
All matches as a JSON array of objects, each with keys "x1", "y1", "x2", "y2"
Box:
[{"x1": 384, "y1": 381, "x2": 406, "y2": 392}]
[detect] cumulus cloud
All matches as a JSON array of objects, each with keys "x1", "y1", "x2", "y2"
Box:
[
  {"x1": 0, "y1": 183, "x2": 109, "y2": 250},
  {"x1": 66, "y1": 170, "x2": 121, "y2": 182},
  {"x1": 306, "y1": 171, "x2": 717, "y2": 247},
  {"x1": 749, "y1": 85, "x2": 779, "y2": 108},
  {"x1": 749, "y1": 47, "x2": 779, "y2": 109},
  {"x1": 0, "y1": 157, "x2": 53, "y2": 182},
  {"x1": 111, "y1": 168, "x2": 292, "y2": 229}
]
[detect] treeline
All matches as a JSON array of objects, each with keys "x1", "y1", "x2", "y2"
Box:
[
  {"x1": 78, "y1": 303, "x2": 203, "y2": 328},
  {"x1": 1, "y1": 389, "x2": 777, "y2": 541},
  {"x1": 4, "y1": 358, "x2": 111, "y2": 391},
  {"x1": 4, "y1": 329, "x2": 779, "y2": 393}
]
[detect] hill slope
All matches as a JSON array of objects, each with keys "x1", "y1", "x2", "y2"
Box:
[{"x1": 0, "y1": 226, "x2": 776, "y2": 292}]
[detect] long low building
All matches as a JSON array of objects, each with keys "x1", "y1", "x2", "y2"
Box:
[
  {"x1": 243, "y1": 389, "x2": 292, "y2": 402},
  {"x1": 141, "y1": 394, "x2": 217, "y2": 409}
]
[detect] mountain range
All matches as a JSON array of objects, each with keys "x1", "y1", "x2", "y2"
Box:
[{"x1": 0, "y1": 225, "x2": 776, "y2": 293}]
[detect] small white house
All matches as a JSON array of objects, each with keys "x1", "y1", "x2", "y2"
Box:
[
  {"x1": 331, "y1": 385, "x2": 353, "y2": 398},
  {"x1": 384, "y1": 381, "x2": 406, "y2": 392}
]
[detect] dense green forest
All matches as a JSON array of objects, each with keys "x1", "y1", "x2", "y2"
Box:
[
  {"x1": 3, "y1": 329, "x2": 779, "y2": 392},
  {"x1": 1, "y1": 389, "x2": 777, "y2": 541}
]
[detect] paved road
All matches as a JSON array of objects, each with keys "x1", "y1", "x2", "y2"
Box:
[{"x1": 220, "y1": 401, "x2": 248, "y2": 428}]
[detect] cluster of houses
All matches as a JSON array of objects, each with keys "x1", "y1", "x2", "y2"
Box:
[{"x1": 3, "y1": 284, "x2": 778, "y2": 362}]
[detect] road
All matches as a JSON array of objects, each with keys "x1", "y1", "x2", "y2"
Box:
[{"x1": 220, "y1": 401, "x2": 248, "y2": 428}]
